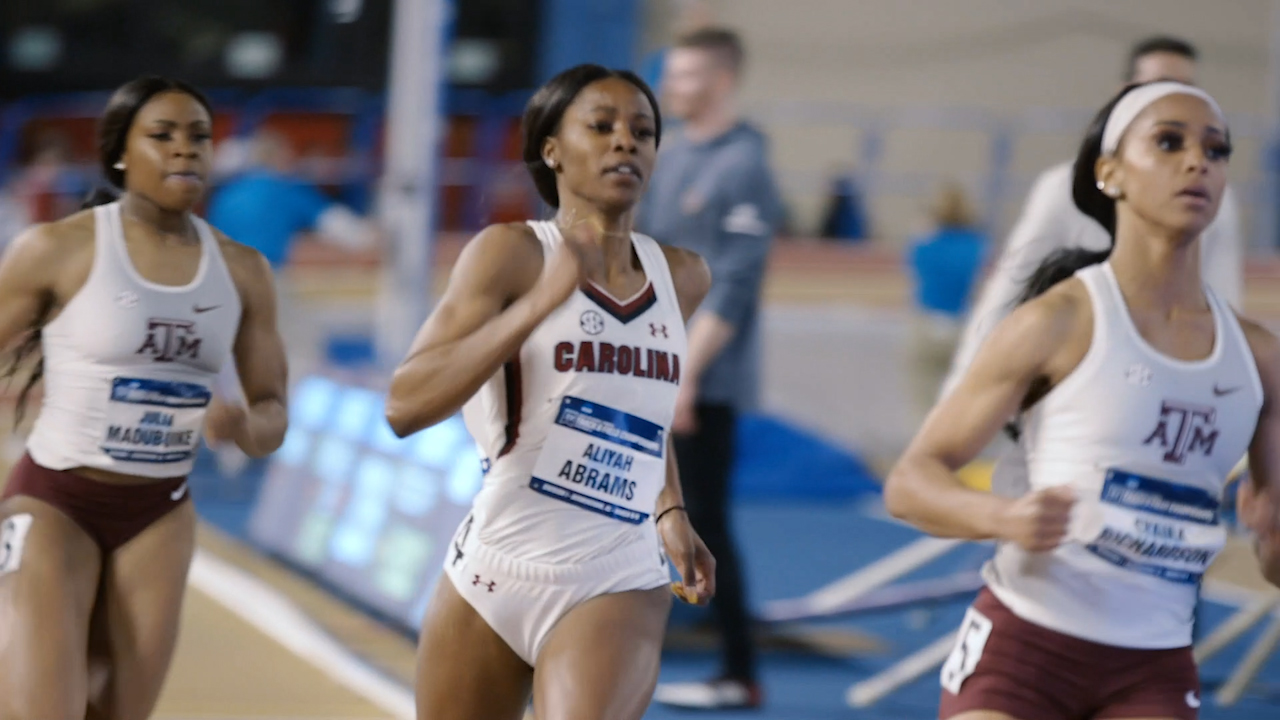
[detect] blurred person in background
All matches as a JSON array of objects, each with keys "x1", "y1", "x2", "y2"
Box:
[
  {"x1": 208, "y1": 127, "x2": 378, "y2": 410},
  {"x1": 818, "y1": 166, "x2": 869, "y2": 242},
  {"x1": 638, "y1": 27, "x2": 783, "y2": 711},
  {"x1": 12, "y1": 130, "x2": 91, "y2": 223},
  {"x1": 941, "y1": 35, "x2": 1244, "y2": 401},
  {"x1": 639, "y1": 0, "x2": 716, "y2": 96},
  {"x1": 0, "y1": 179, "x2": 31, "y2": 251},
  {"x1": 907, "y1": 183, "x2": 987, "y2": 418},
  {"x1": 208, "y1": 128, "x2": 377, "y2": 270}
]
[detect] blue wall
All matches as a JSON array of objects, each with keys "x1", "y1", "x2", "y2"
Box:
[{"x1": 537, "y1": 0, "x2": 641, "y2": 82}]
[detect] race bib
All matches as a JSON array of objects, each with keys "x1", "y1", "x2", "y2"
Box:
[
  {"x1": 940, "y1": 606, "x2": 993, "y2": 695},
  {"x1": 1085, "y1": 469, "x2": 1225, "y2": 585},
  {"x1": 528, "y1": 396, "x2": 665, "y2": 524},
  {"x1": 0, "y1": 514, "x2": 34, "y2": 577},
  {"x1": 101, "y1": 377, "x2": 211, "y2": 463}
]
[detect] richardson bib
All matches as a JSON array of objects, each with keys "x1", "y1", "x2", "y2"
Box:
[{"x1": 1082, "y1": 468, "x2": 1226, "y2": 585}]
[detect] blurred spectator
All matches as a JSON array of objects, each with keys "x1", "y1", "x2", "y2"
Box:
[
  {"x1": 207, "y1": 128, "x2": 379, "y2": 474},
  {"x1": 639, "y1": 26, "x2": 781, "y2": 711},
  {"x1": 939, "y1": 35, "x2": 1244, "y2": 399},
  {"x1": 207, "y1": 128, "x2": 377, "y2": 269},
  {"x1": 0, "y1": 180, "x2": 31, "y2": 250},
  {"x1": 907, "y1": 183, "x2": 987, "y2": 415},
  {"x1": 13, "y1": 131, "x2": 89, "y2": 223},
  {"x1": 639, "y1": 0, "x2": 716, "y2": 95},
  {"x1": 818, "y1": 168, "x2": 869, "y2": 242}
]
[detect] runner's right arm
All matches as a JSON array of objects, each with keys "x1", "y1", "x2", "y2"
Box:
[
  {"x1": 1238, "y1": 318, "x2": 1280, "y2": 586},
  {"x1": 886, "y1": 284, "x2": 1085, "y2": 551},
  {"x1": 386, "y1": 224, "x2": 582, "y2": 437}
]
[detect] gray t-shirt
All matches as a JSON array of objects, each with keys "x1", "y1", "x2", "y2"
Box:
[{"x1": 638, "y1": 122, "x2": 782, "y2": 410}]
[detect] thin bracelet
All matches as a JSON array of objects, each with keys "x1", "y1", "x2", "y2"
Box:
[{"x1": 655, "y1": 505, "x2": 687, "y2": 524}]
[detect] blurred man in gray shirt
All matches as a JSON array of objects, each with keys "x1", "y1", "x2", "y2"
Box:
[{"x1": 638, "y1": 27, "x2": 782, "y2": 711}]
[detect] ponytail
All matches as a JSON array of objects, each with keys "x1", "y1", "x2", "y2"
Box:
[
  {"x1": 1015, "y1": 84, "x2": 1144, "y2": 305},
  {"x1": 1002, "y1": 85, "x2": 1148, "y2": 440}
]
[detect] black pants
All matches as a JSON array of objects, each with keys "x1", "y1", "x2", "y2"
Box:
[{"x1": 674, "y1": 403, "x2": 756, "y2": 682}]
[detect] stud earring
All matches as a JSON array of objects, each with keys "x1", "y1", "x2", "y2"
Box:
[
  {"x1": 113, "y1": 161, "x2": 126, "y2": 171},
  {"x1": 545, "y1": 158, "x2": 557, "y2": 170}
]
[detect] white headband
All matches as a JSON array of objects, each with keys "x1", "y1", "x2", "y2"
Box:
[{"x1": 1101, "y1": 81, "x2": 1225, "y2": 156}]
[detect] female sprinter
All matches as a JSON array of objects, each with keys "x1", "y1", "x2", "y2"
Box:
[
  {"x1": 385, "y1": 64, "x2": 717, "y2": 720},
  {"x1": 0, "y1": 76, "x2": 287, "y2": 719},
  {"x1": 885, "y1": 81, "x2": 1280, "y2": 720}
]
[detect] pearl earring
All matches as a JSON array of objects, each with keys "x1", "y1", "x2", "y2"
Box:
[
  {"x1": 1096, "y1": 180, "x2": 1106, "y2": 190},
  {"x1": 545, "y1": 158, "x2": 557, "y2": 170},
  {"x1": 113, "y1": 161, "x2": 125, "y2": 171}
]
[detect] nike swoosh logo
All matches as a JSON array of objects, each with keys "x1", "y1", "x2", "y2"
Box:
[
  {"x1": 1213, "y1": 385, "x2": 1241, "y2": 397},
  {"x1": 170, "y1": 483, "x2": 188, "y2": 502},
  {"x1": 1185, "y1": 690, "x2": 1201, "y2": 708},
  {"x1": 193, "y1": 304, "x2": 221, "y2": 314}
]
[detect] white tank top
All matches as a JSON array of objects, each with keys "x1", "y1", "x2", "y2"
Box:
[
  {"x1": 984, "y1": 262, "x2": 1262, "y2": 648},
  {"x1": 26, "y1": 202, "x2": 241, "y2": 478},
  {"x1": 461, "y1": 221, "x2": 688, "y2": 564}
]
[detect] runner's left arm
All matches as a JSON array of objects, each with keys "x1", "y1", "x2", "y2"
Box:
[
  {"x1": 219, "y1": 242, "x2": 289, "y2": 457},
  {"x1": 1239, "y1": 318, "x2": 1280, "y2": 586},
  {"x1": 656, "y1": 245, "x2": 714, "y2": 603}
]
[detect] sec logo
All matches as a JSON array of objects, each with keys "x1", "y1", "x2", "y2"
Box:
[{"x1": 580, "y1": 310, "x2": 605, "y2": 335}]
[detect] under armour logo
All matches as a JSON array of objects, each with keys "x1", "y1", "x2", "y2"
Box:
[
  {"x1": 472, "y1": 574, "x2": 497, "y2": 592},
  {"x1": 649, "y1": 323, "x2": 668, "y2": 338}
]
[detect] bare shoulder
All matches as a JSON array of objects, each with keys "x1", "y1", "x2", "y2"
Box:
[
  {"x1": 2, "y1": 209, "x2": 96, "y2": 287},
  {"x1": 980, "y1": 277, "x2": 1091, "y2": 380},
  {"x1": 658, "y1": 243, "x2": 711, "y2": 319},
  {"x1": 1237, "y1": 315, "x2": 1280, "y2": 379},
  {"x1": 9, "y1": 208, "x2": 95, "y2": 260},
  {"x1": 1003, "y1": 278, "x2": 1089, "y2": 340},
  {"x1": 446, "y1": 222, "x2": 544, "y2": 298},
  {"x1": 210, "y1": 227, "x2": 274, "y2": 290},
  {"x1": 466, "y1": 222, "x2": 543, "y2": 262}
]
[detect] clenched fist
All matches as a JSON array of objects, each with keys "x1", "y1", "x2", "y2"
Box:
[{"x1": 995, "y1": 486, "x2": 1075, "y2": 552}]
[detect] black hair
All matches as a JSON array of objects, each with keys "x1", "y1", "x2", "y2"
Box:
[
  {"x1": 522, "y1": 64, "x2": 661, "y2": 208},
  {"x1": 673, "y1": 27, "x2": 746, "y2": 74},
  {"x1": 1126, "y1": 35, "x2": 1198, "y2": 82},
  {"x1": 99, "y1": 75, "x2": 213, "y2": 189},
  {"x1": 1013, "y1": 84, "x2": 1142, "y2": 307},
  {"x1": 4, "y1": 77, "x2": 209, "y2": 427}
]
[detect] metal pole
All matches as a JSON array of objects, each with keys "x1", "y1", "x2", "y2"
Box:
[{"x1": 376, "y1": 0, "x2": 453, "y2": 368}]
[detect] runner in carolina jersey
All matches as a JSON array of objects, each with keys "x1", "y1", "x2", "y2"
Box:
[{"x1": 386, "y1": 65, "x2": 716, "y2": 720}]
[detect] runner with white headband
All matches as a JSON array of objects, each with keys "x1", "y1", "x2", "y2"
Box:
[{"x1": 885, "y1": 81, "x2": 1280, "y2": 720}]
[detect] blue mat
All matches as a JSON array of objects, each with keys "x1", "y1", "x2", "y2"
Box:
[{"x1": 733, "y1": 413, "x2": 882, "y2": 502}]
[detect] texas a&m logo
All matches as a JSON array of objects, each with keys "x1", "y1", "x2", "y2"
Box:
[
  {"x1": 1143, "y1": 400, "x2": 1218, "y2": 464},
  {"x1": 136, "y1": 318, "x2": 202, "y2": 363}
]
